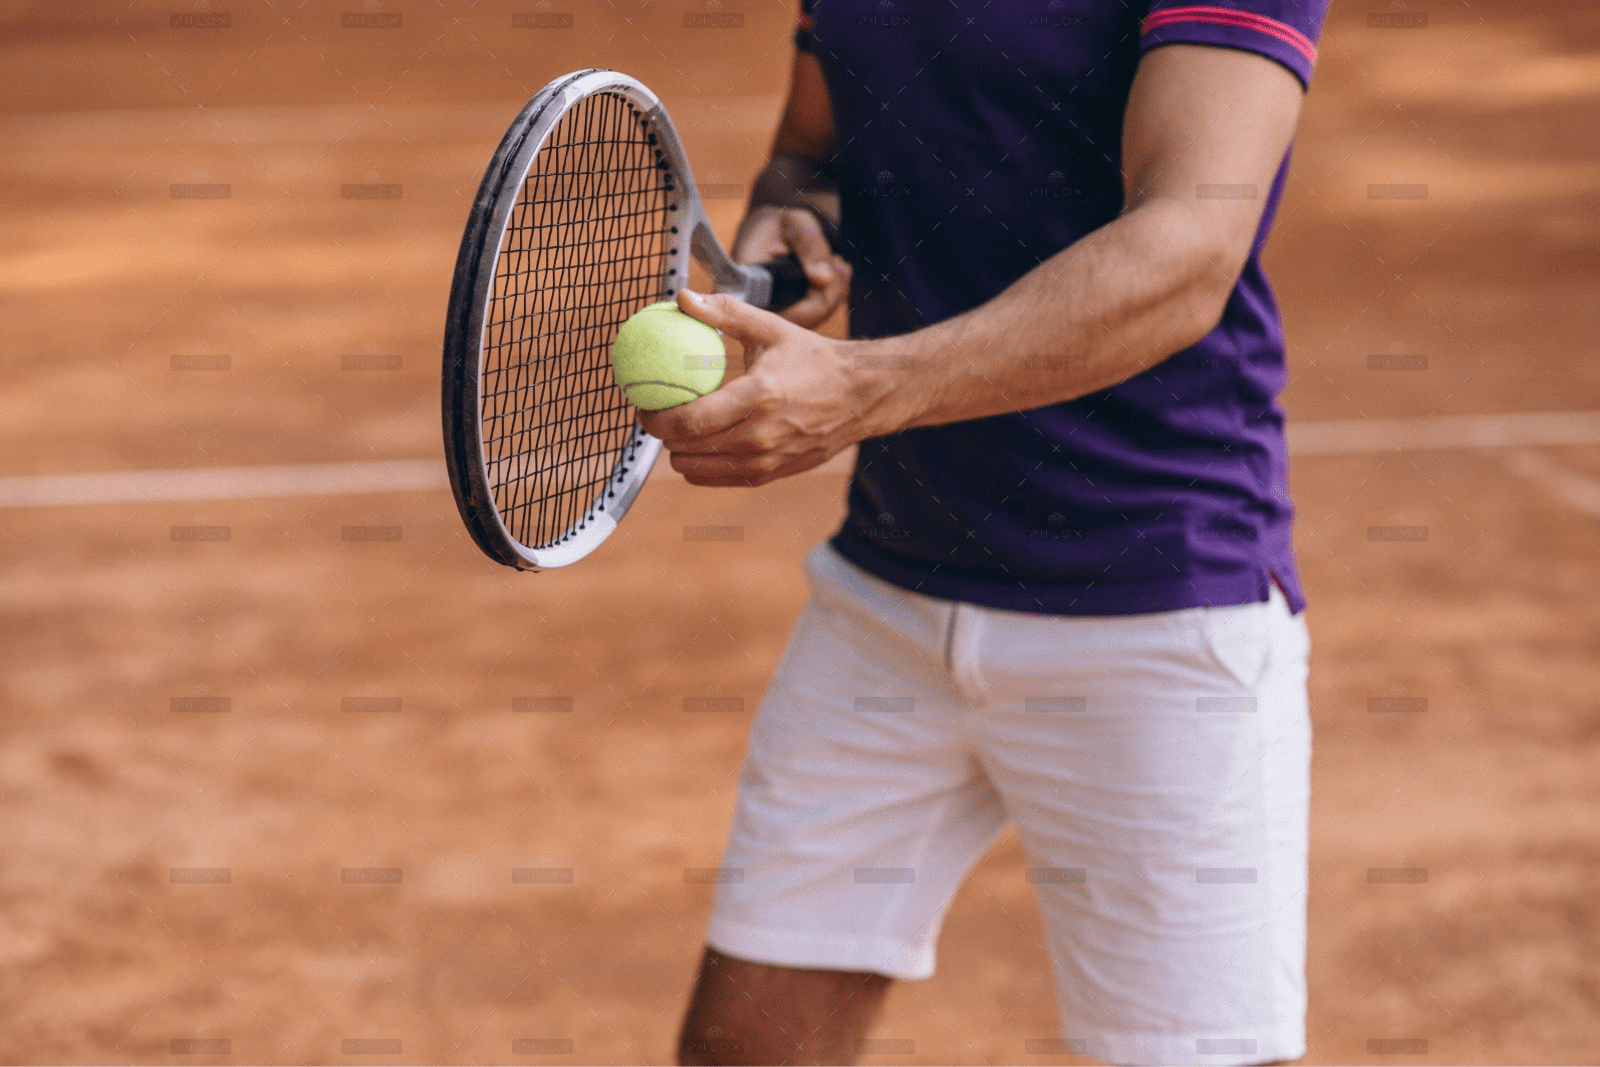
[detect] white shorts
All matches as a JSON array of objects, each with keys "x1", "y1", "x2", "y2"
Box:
[{"x1": 704, "y1": 542, "x2": 1312, "y2": 1067}]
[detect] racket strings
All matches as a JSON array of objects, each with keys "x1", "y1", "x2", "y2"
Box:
[{"x1": 478, "y1": 90, "x2": 673, "y2": 549}]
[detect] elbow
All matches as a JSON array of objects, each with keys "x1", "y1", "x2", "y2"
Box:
[
  {"x1": 1168, "y1": 287, "x2": 1229, "y2": 355},
  {"x1": 1174, "y1": 243, "x2": 1247, "y2": 351},
  {"x1": 1122, "y1": 193, "x2": 1255, "y2": 355}
]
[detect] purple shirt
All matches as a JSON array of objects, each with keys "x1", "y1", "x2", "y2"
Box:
[{"x1": 797, "y1": 0, "x2": 1327, "y2": 616}]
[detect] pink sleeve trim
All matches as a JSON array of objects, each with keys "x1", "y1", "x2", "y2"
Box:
[{"x1": 1142, "y1": 5, "x2": 1317, "y2": 65}]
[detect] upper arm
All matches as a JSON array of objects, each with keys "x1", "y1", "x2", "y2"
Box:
[
  {"x1": 1121, "y1": 44, "x2": 1305, "y2": 270},
  {"x1": 771, "y1": 49, "x2": 835, "y2": 162}
]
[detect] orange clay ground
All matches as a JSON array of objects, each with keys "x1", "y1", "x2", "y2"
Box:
[{"x1": 1, "y1": 2, "x2": 1597, "y2": 1063}]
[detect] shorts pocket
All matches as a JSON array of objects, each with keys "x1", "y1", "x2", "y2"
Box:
[
  {"x1": 1195, "y1": 599, "x2": 1274, "y2": 692},
  {"x1": 803, "y1": 541, "x2": 863, "y2": 616}
]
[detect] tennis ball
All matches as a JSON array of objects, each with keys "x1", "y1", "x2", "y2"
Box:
[{"x1": 610, "y1": 300, "x2": 727, "y2": 410}]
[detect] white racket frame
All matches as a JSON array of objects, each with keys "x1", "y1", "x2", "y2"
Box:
[{"x1": 443, "y1": 69, "x2": 777, "y2": 571}]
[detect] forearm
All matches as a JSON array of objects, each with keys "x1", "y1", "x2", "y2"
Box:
[
  {"x1": 643, "y1": 45, "x2": 1303, "y2": 489},
  {"x1": 859, "y1": 198, "x2": 1243, "y2": 432}
]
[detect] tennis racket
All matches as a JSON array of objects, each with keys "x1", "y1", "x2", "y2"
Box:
[{"x1": 442, "y1": 68, "x2": 836, "y2": 571}]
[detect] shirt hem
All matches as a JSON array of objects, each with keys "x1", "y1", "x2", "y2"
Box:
[
  {"x1": 831, "y1": 531, "x2": 1306, "y2": 617},
  {"x1": 705, "y1": 920, "x2": 935, "y2": 982}
]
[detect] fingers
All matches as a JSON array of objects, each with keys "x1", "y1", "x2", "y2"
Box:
[
  {"x1": 777, "y1": 253, "x2": 851, "y2": 328},
  {"x1": 669, "y1": 446, "x2": 835, "y2": 488},
  {"x1": 674, "y1": 289, "x2": 781, "y2": 351},
  {"x1": 778, "y1": 207, "x2": 835, "y2": 278},
  {"x1": 776, "y1": 209, "x2": 850, "y2": 327},
  {"x1": 778, "y1": 209, "x2": 843, "y2": 301},
  {"x1": 635, "y1": 366, "x2": 768, "y2": 445},
  {"x1": 662, "y1": 422, "x2": 833, "y2": 486},
  {"x1": 730, "y1": 205, "x2": 790, "y2": 265},
  {"x1": 639, "y1": 371, "x2": 833, "y2": 487},
  {"x1": 634, "y1": 310, "x2": 857, "y2": 487},
  {"x1": 639, "y1": 290, "x2": 798, "y2": 444},
  {"x1": 734, "y1": 205, "x2": 833, "y2": 269},
  {"x1": 730, "y1": 206, "x2": 851, "y2": 327}
]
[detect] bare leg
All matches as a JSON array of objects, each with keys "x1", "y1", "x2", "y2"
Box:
[{"x1": 677, "y1": 947, "x2": 893, "y2": 1066}]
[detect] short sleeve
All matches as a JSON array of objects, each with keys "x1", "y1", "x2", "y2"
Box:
[
  {"x1": 1140, "y1": 2, "x2": 1330, "y2": 90},
  {"x1": 794, "y1": 0, "x2": 816, "y2": 53}
]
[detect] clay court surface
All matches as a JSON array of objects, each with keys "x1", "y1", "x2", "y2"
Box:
[{"x1": 2, "y1": 2, "x2": 1597, "y2": 1063}]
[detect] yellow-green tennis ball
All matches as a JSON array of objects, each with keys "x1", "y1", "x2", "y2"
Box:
[{"x1": 610, "y1": 300, "x2": 727, "y2": 410}]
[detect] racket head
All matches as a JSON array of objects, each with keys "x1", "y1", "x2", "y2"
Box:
[{"x1": 442, "y1": 70, "x2": 703, "y2": 570}]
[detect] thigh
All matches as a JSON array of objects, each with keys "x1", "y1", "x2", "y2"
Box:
[
  {"x1": 704, "y1": 544, "x2": 1009, "y2": 981},
  {"x1": 968, "y1": 587, "x2": 1312, "y2": 1066}
]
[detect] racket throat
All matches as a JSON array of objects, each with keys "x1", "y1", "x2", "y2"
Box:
[{"x1": 689, "y1": 220, "x2": 773, "y2": 305}]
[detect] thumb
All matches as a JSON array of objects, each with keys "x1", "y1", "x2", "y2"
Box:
[{"x1": 676, "y1": 289, "x2": 780, "y2": 351}]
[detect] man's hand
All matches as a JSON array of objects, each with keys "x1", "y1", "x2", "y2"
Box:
[
  {"x1": 731, "y1": 205, "x2": 850, "y2": 330},
  {"x1": 635, "y1": 290, "x2": 897, "y2": 488}
]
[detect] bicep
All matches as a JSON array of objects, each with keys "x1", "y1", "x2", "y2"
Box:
[
  {"x1": 772, "y1": 49, "x2": 835, "y2": 160},
  {"x1": 1121, "y1": 44, "x2": 1305, "y2": 266}
]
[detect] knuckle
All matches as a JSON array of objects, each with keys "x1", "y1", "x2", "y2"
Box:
[
  {"x1": 750, "y1": 450, "x2": 783, "y2": 474},
  {"x1": 743, "y1": 375, "x2": 776, "y2": 406}
]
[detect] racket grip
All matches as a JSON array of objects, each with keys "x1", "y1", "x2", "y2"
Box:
[
  {"x1": 752, "y1": 205, "x2": 841, "y2": 312},
  {"x1": 760, "y1": 255, "x2": 813, "y2": 311}
]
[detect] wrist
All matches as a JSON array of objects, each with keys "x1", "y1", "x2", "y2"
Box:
[
  {"x1": 732, "y1": 204, "x2": 784, "y2": 255},
  {"x1": 844, "y1": 336, "x2": 923, "y2": 439}
]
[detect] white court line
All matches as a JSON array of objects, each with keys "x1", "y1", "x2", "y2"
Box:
[
  {"x1": 1286, "y1": 411, "x2": 1600, "y2": 455},
  {"x1": 1502, "y1": 449, "x2": 1600, "y2": 519},
  {"x1": 1, "y1": 411, "x2": 1597, "y2": 510},
  {"x1": 0, "y1": 460, "x2": 446, "y2": 509}
]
